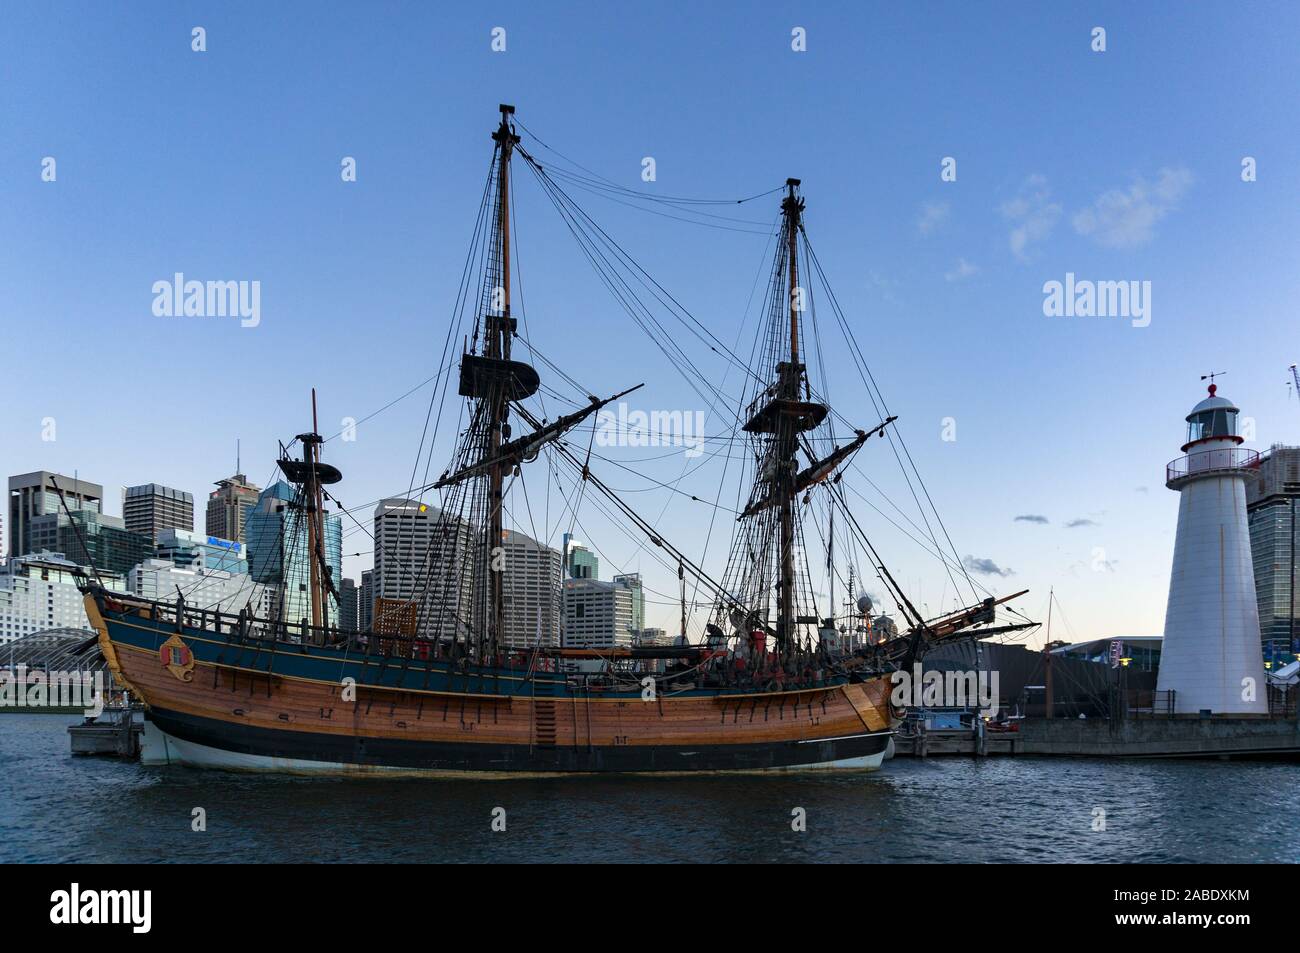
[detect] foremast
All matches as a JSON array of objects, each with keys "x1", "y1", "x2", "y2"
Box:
[{"x1": 276, "y1": 388, "x2": 343, "y2": 643}]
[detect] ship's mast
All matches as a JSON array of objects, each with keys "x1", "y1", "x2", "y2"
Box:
[
  {"x1": 777, "y1": 178, "x2": 804, "y2": 661},
  {"x1": 307, "y1": 390, "x2": 328, "y2": 633},
  {"x1": 440, "y1": 105, "x2": 635, "y2": 662},
  {"x1": 279, "y1": 388, "x2": 342, "y2": 644},
  {"x1": 486, "y1": 104, "x2": 519, "y2": 660}
]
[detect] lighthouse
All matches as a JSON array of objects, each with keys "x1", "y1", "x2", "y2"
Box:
[{"x1": 1157, "y1": 381, "x2": 1267, "y2": 714}]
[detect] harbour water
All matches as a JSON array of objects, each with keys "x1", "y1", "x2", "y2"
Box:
[{"x1": 3, "y1": 714, "x2": 1297, "y2": 863}]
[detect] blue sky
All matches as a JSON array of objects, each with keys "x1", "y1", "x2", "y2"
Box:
[{"x1": 3, "y1": 2, "x2": 1299, "y2": 644}]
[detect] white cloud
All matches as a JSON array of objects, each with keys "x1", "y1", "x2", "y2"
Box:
[
  {"x1": 945, "y1": 258, "x2": 979, "y2": 281},
  {"x1": 1000, "y1": 174, "x2": 1061, "y2": 261},
  {"x1": 917, "y1": 200, "x2": 949, "y2": 236},
  {"x1": 1072, "y1": 167, "x2": 1194, "y2": 248}
]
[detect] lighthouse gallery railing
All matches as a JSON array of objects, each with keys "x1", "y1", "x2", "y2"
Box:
[{"x1": 1166, "y1": 447, "x2": 1260, "y2": 485}]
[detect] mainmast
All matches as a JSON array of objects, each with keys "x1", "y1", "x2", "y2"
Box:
[
  {"x1": 442, "y1": 105, "x2": 643, "y2": 662},
  {"x1": 777, "y1": 178, "x2": 804, "y2": 660},
  {"x1": 486, "y1": 104, "x2": 519, "y2": 661}
]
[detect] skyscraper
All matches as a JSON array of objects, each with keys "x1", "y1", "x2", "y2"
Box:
[
  {"x1": 562, "y1": 532, "x2": 599, "y2": 579},
  {"x1": 373, "y1": 499, "x2": 475, "y2": 642},
  {"x1": 499, "y1": 528, "x2": 563, "y2": 648},
  {"x1": 339, "y1": 576, "x2": 360, "y2": 632},
  {"x1": 359, "y1": 569, "x2": 374, "y2": 631},
  {"x1": 562, "y1": 577, "x2": 635, "y2": 650},
  {"x1": 613, "y1": 572, "x2": 644, "y2": 634},
  {"x1": 206, "y1": 472, "x2": 261, "y2": 544},
  {"x1": 245, "y1": 481, "x2": 342, "y2": 627},
  {"x1": 1246, "y1": 444, "x2": 1300, "y2": 666},
  {"x1": 8, "y1": 472, "x2": 102, "y2": 557},
  {"x1": 27, "y1": 509, "x2": 154, "y2": 577},
  {"x1": 123, "y1": 483, "x2": 194, "y2": 543}
]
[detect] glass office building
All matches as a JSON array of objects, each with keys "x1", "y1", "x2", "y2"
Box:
[
  {"x1": 1246, "y1": 446, "x2": 1300, "y2": 668},
  {"x1": 27, "y1": 510, "x2": 153, "y2": 577}
]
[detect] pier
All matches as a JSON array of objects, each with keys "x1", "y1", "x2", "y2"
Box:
[
  {"x1": 893, "y1": 715, "x2": 1300, "y2": 759},
  {"x1": 67, "y1": 705, "x2": 142, "y2": 758}
]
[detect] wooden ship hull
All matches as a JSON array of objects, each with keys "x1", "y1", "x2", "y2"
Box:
[{"x1": 88, "y1": 593, "x2": 895, "y2": 776}]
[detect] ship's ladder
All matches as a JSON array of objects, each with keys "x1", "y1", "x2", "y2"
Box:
[{"x1": 530, "y1": 673, "x2": 557, "y2": 750}]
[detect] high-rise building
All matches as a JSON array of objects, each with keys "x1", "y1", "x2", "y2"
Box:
[
  {"x1": 245, "y1": 481, "x2": 342, "y2": 627},
  {"x1": 206, "y1": 473, "x2": 261, "y2": 544},
  {"x1": 130, "y1": 558, "x2": 273, "y2": 618},
  {"x1": 373, "y1": 499, "x2": 476, "y2": 642},
  {"x1": 8, "y1": 472, "x2": 102, "y2": 558},
  {"x1": 1246, "y1": 444, "x2": 1300, "y2": 667},
  {"x1": 359, "y1": 570, "x2": 374, "y2": 632},
  {"x1": 27, "y1": 510, "x2": 154, "y2": 577},
  {"x1": 0, "y1": 553, "x2": 127, "y2": 644},
  {"x1": 499, "y1": 529, "x2": 563, "y2": 648},
  {"x1": 339, "y1": 577, "x2": 359, "y2": 632},
  {"x1": 1157, "y1": 383, "x2": 1267, "y2": 714},
  {"x1": 562, "y1": 576, "x2": 636, "y2": 650},
  {"x1": 122, "y1": 483, "x2": 194, "y2": 543},
  {"x1": 154, "y1": 527, "x2": 248, "y2": 575},
  {"x1": 562, "y1": 532, "x2": 599, "y2": 580},
  {"x1": 613, "y1": 573, "x2": 644, "y2": 634}
]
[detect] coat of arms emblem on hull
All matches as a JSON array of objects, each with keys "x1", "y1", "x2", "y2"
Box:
[{"x1": 160, "y1": 635, "x2": 195, "y2": 682}]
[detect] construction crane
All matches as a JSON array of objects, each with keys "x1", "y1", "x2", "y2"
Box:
[{"x1": 1290, "y1": 364, "x2": 1299, "y2": 403}]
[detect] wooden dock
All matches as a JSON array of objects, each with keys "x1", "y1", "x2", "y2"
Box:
[
  {"x1": 68, "y1": 707, "x2": 141, "y2": 758},
  {"x1": 892, "y1": 729, "x2": 1021, "y2": 757}
]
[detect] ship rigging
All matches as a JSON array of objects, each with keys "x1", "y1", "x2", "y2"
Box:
[{"x1": 81, "y1": 104, "x2": 1035, "y2": 777}]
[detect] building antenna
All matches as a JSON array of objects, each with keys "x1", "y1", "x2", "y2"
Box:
[{"x1": 237, "y1": 438, "x2": 241, "y2": 477}]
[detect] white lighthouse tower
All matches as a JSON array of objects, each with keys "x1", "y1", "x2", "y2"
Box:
[{"x1": 1157, "y1": 380, "x2": 1267, "y2": 714}]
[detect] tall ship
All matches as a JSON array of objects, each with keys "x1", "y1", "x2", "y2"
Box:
[{"x1": 83, "y1": 106, "x2": 1030, "y2": 775}]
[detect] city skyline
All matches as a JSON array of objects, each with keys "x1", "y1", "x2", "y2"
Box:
[{"x1": 5, "y1": 3, "x2": 1300, "y2": 646}]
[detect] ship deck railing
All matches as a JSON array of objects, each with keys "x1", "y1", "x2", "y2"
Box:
[
  {"x1": 94, "y1": 590, "x2": 715, "y2": 680},
  {"x1": 95, "y1": 588, "x2": 868, "y2": 695}
]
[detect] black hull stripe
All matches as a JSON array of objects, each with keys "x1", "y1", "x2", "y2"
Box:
[{"x1": 150, "y1": 708, "x2": 892, "y2": 774}]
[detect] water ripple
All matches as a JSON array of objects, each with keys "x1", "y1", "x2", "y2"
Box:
[{"x1": 3, "y1": 716, "x2": 1297, "y2": 863}]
